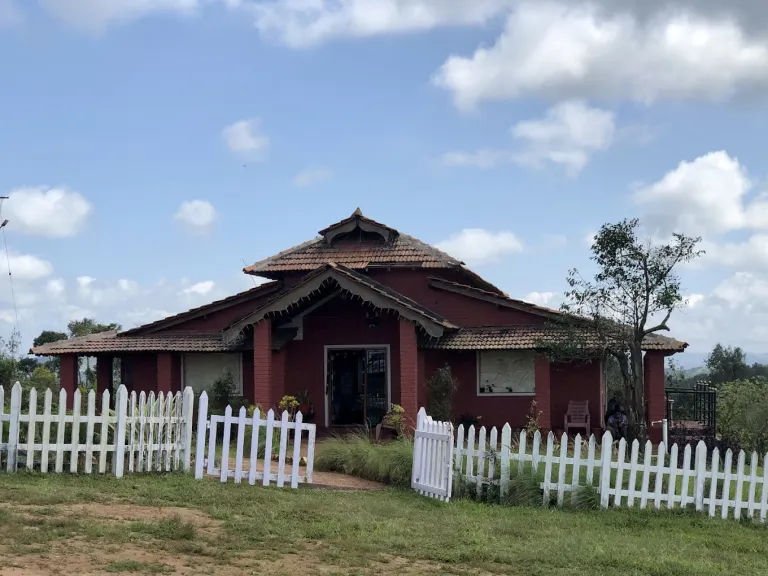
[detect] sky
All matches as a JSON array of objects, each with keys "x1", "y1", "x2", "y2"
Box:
[{"x1": 1, "y1": 0, "x2": 768, "y2": 359}]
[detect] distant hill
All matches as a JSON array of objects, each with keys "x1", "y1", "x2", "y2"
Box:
[
  {"x1": 674, "y1": 351, "x2": 768, "y2": 372},
  {"x1": 682, "y1": 366, "x2": 708, "y2": 378}
]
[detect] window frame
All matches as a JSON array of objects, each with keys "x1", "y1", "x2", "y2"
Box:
[{"x1": 476, "y1": 350, "x2": 536, "y2": 397}]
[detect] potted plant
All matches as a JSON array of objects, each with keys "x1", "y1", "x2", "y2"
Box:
[{"x1": 296, "y1": 390, "x2": 312, "y2": 416}]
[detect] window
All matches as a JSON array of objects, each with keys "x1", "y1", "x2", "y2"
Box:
[
  {"x1": 477, "y1": 350, "x2": 535, "y2": 396},
  {"x1": 182, "y1": 353, "x2": 243, "y2": 395}
]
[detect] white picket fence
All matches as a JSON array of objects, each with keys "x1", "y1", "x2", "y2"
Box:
[
  {"x1": 454, "y1": 421, "x2": 768, "y2": 521},
  {"x1": 411, "y1": 408, "x2": 454, "y2": 501},
  {"x1": 0, "y1": 382, "x2": 194, "y2": 476},
  {"x1": 193, "y1": 391, "x2": 316, "y2": 488}
]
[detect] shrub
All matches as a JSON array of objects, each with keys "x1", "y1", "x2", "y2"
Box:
[
  {"x1": 210, "y1": 369, "x2": 236, "y2": 412},
  {"x1": 426, "y1": 364, "x2": 458, "y2": 422},
  {"x1": 524, "y1": 400, "x2": 542, "y2": 435},
  {"x1": 315, "y1": 432, "x2": 413, "y2": 487},
  {"x1": 718, "y1": 378, "x2": 768, "y2": 453}
]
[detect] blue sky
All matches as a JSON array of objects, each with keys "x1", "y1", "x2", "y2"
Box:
[{"x1": 1, "y1": 0, "x2": 768, "y2": 359}]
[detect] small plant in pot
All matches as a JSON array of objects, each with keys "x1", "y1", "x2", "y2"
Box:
[{"x1": 296, "y1": 390, "x2": 313, "y2": 416}]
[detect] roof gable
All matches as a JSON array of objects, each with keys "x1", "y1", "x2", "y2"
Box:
[
  {"x1": 243, "y1": 209, "x2": 464, "y2": 277},
  {"x1": 225, "y1": 263, "x2": 457, "y2": 342}
]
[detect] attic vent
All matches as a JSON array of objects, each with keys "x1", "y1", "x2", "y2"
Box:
[{"x1": 330, "y1": 227, "x2": 388, "y2": 244}]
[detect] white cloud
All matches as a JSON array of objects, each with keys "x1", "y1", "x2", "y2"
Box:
[
  {"x1": 434, "y1": 3, "x2": 768, "y2": 110},
  {"x1": 243, "y1": 0, "x2": 515, "y2": 48},
  {"x1": 40, "y1": 0, "x2": 199, "y2": 32},
  {"x1": 445, "y1": 101, "x2": 614, "y2": 175},
  {"x1": 46, "y1": 278, "x2": 66, "y2": 299},
  {"x1": 222, "y1": 118, "x2": 269, "y2": 160},
  {"x1": 4, "y1": 187, "x2": 94, "y2": 237},
  {"x1": 292, "y1": 168, "x2": 332, "y2": 188},
  {"x1": 436, "y1": 228, "x2": 523, "y2": 265},
  {"x1": 634, "y1": 151, "x2": 752, "y2": 237},
  {"x1": 182, "y1": 280, "x2": 215, "y2": 296},
  {"x1": 173, "y1": 200, "x2": 218, "y2": 231},
  {"x1": 525, "y1": 291, "x2": 556, "y2": 306},
  {"x1": 2, "y1": 253, "x2": 53, "y2": 281}
]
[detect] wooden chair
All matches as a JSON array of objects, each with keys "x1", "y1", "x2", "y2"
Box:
[{"x1": 564, "y1": 401, "x2": 590, "y2": 436}]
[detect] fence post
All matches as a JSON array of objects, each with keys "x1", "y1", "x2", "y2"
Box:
[
  {"x1": 112, "y1": 386, "x2": 128, "y2": 478},
  {"x1": 6, "y1": 382, "x2": 21, "y2": 473},
  {"x1": 694, "y1": 441, "x2": 707, "y2": 511},
  {"x1": 180, "y1": 387, "x2": 195, "y2": 472},
  {"x1": 598, "y1": 430, "x2": 613, "y2": 508},
  {"x1": 194, "y1": 392, "x2": 208, "y2": 479}
]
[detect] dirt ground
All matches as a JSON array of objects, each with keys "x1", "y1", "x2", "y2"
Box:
[{"x1": 0, "y1": 502, "x2": 445, "y2": 576}]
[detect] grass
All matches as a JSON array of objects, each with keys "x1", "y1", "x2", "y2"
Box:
[
  {"x1": 315, "y1": 432, "x2": 413, "y2": 487},
  {"x1": 0, "y1": 473, "x2": 767, "y2": 575}
]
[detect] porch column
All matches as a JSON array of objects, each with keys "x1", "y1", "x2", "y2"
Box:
[
  {"x1": 96, "y1": 355, "x2": 114, "y2": 397},
  {"x1": 60, "y1": 354, "x2": 79, "y2": 410},
  {"x1": 157, "y1": 352, "x2": 180, "y2": 395},
  {"x1": 253, "y1": 321, "x2": 273, "y2": 409},
  {"x1": 534, "y1": 354, "x2": 551, "y2": 431},
  {"x1": 399, "y1": 319, "x2": 419, "y2": 427},
  {"x1": 644, "y1": 351, "x2": 666, "y2": 443}
]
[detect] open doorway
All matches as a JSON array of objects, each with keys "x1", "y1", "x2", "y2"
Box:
[{"x1": 326, "y1": 347, "x2": 389, "y2": 427}]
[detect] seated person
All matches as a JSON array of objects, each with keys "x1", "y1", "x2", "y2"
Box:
[{"x1": 606, "y1": 403, "x2": 628, "y2": 440}]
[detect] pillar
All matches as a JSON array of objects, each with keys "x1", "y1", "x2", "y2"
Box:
[
  {"x1": 253, "y1": 320, "x2": 273, "y2": 408},
  {"x1": 399, "y1": 319, "x2": 418, "y2": 427},
  {"x1": 644, "y1": 351, "x2": 666, "y2": 443},
  {"x1": 157, "y1": 352, "x2": 180, "y2": 395},
  {"x1": 60, "y1": 354, "x2": 79, "y2": 410},
  {"x1": 96, "y1": 355, "x2": 114, "y2": 397},
  {"x1": 272, "y1": 347, "x2": 287, "y2": 408},
  {"x1": 534, "y1": 354, "x2": 551, "y2": 431}
]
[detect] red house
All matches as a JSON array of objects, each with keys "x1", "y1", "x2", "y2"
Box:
[{"x1": 31, "y1": 209, "x2": 686, "y2": 440}]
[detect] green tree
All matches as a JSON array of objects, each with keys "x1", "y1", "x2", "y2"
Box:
[
  {"x1": 719, "y1": 378, "x2": 768, "y2": 453},
  {"x1": 665, "y1": 357, "x2": 688, "y2": 388},
  {"x1": 33, "y1": 330, "x2": 68, "y2": 371},
  {"x1": 541, "y1": 218, "x2": 703, "y2": 440},
  {"x1": 706, "y1": 343, "x2": 750, "y2": 386},
  {"x1": 66, "y1": 318, "x2": 121, "y2": 387}
]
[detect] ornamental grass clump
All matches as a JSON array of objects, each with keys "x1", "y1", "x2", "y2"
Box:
[{"x1": 315, "y1": 431, "x2": 414, "y2": 487}]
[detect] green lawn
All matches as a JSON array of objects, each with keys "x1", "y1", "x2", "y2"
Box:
[{"x1": 0, "y1": 474, "x2": 767, "y2": 575}]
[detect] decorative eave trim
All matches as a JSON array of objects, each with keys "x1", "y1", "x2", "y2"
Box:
[{"x1": 224, "y1": 265, "x2": 454, "y2": 343}]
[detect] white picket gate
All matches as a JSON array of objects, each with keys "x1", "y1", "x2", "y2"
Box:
[
  {"x1": 411, "y1": 407, "x2": 454, "y2": 501},
  {"x1": 0, "y1": 382, "x2": 194, "y2": 476},
  {"x1": 194, "y1": 391, "x2": 316, "y2": 488}
]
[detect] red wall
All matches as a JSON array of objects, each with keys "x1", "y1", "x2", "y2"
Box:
[
  {"x1": 123, "y1": 354, "x2": 158, "y2": 395},
  {"x1": 367, "y1": 269, "x2": 547, "y2": 326},
  {"x1": 550, "y1": 359, "x2": 603, "y2": 433},
  {"x1": 282, "y1": 297, "x2": 401, "y2": 425},
  {"x1": 422, "y1": 350, "x2": 603, "y2": 431}
]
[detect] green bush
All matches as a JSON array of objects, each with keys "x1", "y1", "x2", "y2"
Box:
[
  {"x1": 315, "y1": 432, "x2": 413, "y2": 487},
  {"x1": 718, "y1": 378, "x2": 768, "y2": 453},
  {"x1": 426, "y1": 365, "x2": 458, "y2": 423}
]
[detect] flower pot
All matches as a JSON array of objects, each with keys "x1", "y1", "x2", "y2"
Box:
[{"x1": 298, "y1": 403, "x2": 311, "y2": 415}]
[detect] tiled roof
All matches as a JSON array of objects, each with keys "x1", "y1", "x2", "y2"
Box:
[
  {"x1": 421, "y1": 325, "x2": 688, "y2": 352},
  {"x1": 121, "y1": 281, "x2": 281, "y2": 335},
  {"x1": 244, "y1": 209, "x2": 463, "y2": 275},
  {"x1": 244, "y1": 233, "x2": 462, "y2": 274},
  {"x1": 29, "y1": 330, "x2": 247, "y2": 356}
]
